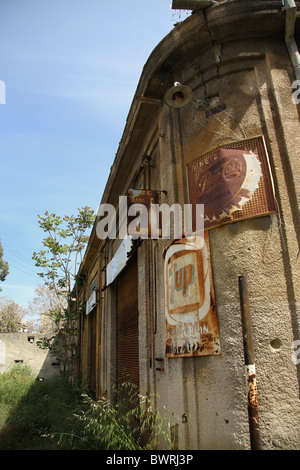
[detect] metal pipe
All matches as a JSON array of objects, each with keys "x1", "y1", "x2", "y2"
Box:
[
  {"x1": 285, "y1": 0, "x2": 300, "y2": 81},
  {"x1": 145, "y1": 161, "x2": 153, "y2": 369},
  {"x1": 238, "y1": 275, "x2": 262, "y2": 450}
]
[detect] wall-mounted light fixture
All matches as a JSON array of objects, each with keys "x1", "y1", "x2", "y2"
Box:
[
  {"x1": 164, "y1": 82, "x2": 193, "y2": 108},
  {"x1": 164, "y1": 82, "x2": 225, "y2": 117}
]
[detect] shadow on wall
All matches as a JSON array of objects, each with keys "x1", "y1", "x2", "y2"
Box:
[{"x1": 0, "y1": 332, "x2": 63, "y2": 380}]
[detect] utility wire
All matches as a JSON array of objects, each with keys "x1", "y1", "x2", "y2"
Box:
[
  {"x1": 4, "y1": 255, "x2": 39, "y2": 275},
  {"x1": 1, "y1": 243, "x2": 41, "y2": 279},
  {"x1": 2, "y1": 242, "x2": 47, "y2": 278},
  {"x1": 2, "y1": 242, "x2": 35, "y2": 264},
  {"x1": 5, "y1": 261, "x2": 40, "y2": 280}
]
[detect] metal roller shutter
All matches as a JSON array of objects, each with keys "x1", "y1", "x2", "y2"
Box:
[
  {"x1": 89, "y1": 309, "x2": 97, "y2": 394},
  {"x1": 117, "y1": 255, "x2": 139, "y2": 393},
  {"x1": 117, "y1": 255, "x2": 151, "y2": 448}
]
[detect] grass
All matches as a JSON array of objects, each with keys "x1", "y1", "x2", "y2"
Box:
[
  {"x1": 0, "y1": 365, "x2": 177, "y2": 450},
  {"x1": 0, "y1": 364, "x2": 93, "y2": 450}
]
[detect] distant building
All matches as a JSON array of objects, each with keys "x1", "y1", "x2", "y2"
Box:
[{"x1": 76, "y1": 1, "x2": 300, "y2": 449}]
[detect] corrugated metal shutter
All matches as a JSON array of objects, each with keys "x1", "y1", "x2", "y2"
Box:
[
  {"x1": 116, "y1": 255, "x2": 150, "y2": 448},
  {"x1": 117, "y1": 255, "x2": 139, "y2": 392},
  {"x1": 90, "y1": 309, "x2": 97, "y2": 394}
]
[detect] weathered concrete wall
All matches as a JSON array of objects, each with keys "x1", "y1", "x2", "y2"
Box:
[{"x1": 0, "y1": 333, "x2": 61, "y2": 380}]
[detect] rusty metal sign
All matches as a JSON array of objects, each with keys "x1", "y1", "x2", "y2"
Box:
[
  {"x1": 163, "y1": 232, "x2": 220, "y2": 358},
  {"x1": 187, "y1": 136, "x2": 276, "y2": 230},
  {"x1": 127, "y1": 189, "x2": 161, "y2": 238}
]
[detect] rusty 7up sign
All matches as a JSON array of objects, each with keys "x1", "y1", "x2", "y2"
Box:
[{"x1": 163, "y1": 233, "x2": 220, "y2": 358}]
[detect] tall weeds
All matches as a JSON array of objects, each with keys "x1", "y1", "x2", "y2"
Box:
[
  {"x1": 75, "y1": 382, "x2": 180, "y2": 450},
  {"x1": 0, "y1": 366, "x2": 179, "y2": 450}
]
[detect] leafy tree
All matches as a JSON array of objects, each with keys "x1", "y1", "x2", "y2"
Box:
[
  {"x1": 0, "y1": 296, "x2": 26, "y2": 332},
  {"x1": 0, "y1": 241, "x2": 9, "y2": 291},
  {"x1": 32, "y1": 207, "x2": 95, "y2": 381}
]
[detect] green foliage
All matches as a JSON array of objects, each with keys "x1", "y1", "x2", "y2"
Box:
[
  {"x1": 0, "y1": 365, "x2": 89, "y2": 450},
  {"x1": 0, "y1": 240, "x2": 9, "y2": 290},
  {"x1": 33, "y1": 207, "x2": 95, "y2": 292},
  {"x1": 74, "y1": 383, "x2": 180, "y2": 451},
  {"x1": 32, "y1": 207, "x2": 95, "y2": 381},
  {"x1": 0, "y1": 367, "x2": 180, "y2": 450},
  {"x1": 77, "y1": 394, "x2": 143, "y2": 450},
  {"x1": 0, "y1": 364, "x2": 33, "y2": 405},
  {"x1": 0, "y1": 364, "x2": 35, "y2": 441}
]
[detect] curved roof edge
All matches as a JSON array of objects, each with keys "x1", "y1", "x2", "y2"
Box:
[{"x1": 101, "y1": 1, "x2": 289, "y2": 206}]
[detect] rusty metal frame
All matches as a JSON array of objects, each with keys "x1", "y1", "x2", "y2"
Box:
[{"x1": 127, "y1": 188, "x2": 162, "y2": 239}]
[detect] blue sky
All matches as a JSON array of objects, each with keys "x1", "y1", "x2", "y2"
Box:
[{"x1": 0, "y1": 1, "x2": 190, "y2": 307}]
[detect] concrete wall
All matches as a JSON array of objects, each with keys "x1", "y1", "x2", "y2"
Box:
[
  {"x1": 0, "y1": 333, "x2": 61, "y2": 380},
  {"x1": 144, "y1": 35, "x2": 300, "y2": 449}
]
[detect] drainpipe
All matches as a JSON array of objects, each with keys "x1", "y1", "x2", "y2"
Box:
[{"x1": 285, "y1": 0, "x2": 300, "y2": 80}]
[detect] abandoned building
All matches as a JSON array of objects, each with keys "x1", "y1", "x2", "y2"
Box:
[{"x1": 75, "y1": 0, "x2": 300, "y2": 449}]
